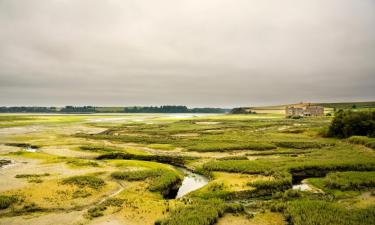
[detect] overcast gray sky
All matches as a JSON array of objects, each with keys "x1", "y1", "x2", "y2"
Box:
[{"x1": 0, "y1": 0, "x2": 374, "y2": 107}]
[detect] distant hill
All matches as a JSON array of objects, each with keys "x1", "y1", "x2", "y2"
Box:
[
  {"x1": 312, "y1": 101, "x2": 375, "y2": 109},
  {"x1": 231, "y1": 101, "x2": 375, "y2": 114}
]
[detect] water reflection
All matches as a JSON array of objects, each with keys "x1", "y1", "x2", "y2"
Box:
[{"x1": 176, "y1": 168, "x2": 208, "y2": 198}]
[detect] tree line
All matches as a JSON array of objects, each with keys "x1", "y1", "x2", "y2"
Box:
[{"x1": 0, "y1": 106, "x2": 229, "y2": 114}]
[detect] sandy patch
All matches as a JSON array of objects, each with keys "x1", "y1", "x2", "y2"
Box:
[
  {"x1": 217, "y1": 212, "x2": 285, "y2": 225},
  {"x1": 195, "y1": 122, "x2": 221, "y2": 125},
  {"x1": 172, "y1": 133, "x2": 199, "y2": 137},
  {"x1": 89, "y1": 214, "x2": 128, "y2": 225},
  {"x1": 40, "y1": 146, "x2": 99, "y2": 158},
  {"x1": 0, "y1": 126, "x2": 43, "y2": 135}
]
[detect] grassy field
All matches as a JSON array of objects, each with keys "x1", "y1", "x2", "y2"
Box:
[{"x1": 0, "y1": 113, "x2": 375, "y2": 225}]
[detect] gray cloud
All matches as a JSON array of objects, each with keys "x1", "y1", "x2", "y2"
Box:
[{"x1": 0, "y1": 0, "x2": 374, "y2": 107}]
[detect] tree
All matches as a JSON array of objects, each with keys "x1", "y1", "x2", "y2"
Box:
[{"x1": 327, "y1": 110, "x2": 375, "y2": 138}]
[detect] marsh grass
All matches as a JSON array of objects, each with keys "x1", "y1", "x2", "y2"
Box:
[
  {"x1": 287, "y1": 200, "x2": 375, "y2": 225},
  {"x1": 112, "y1": 168, "x2": 182, "y2": 196},
  {"x1": 86, "y1": 197, "x2": 124, "y2": 218},
  {"x1": 15, "y1": 173, "x2": 50, "y2": 178},
  {"x1": 274, "y1": 141, "x2": 330, "y2": 149},
  {"x1": 62, "y1": 175, "x2": 105, "y2": 189},
  {"x1": 79, "y1": 145, "x2": 121, "y2": 152},
  {"x1": 347, "y1": 136, "x2": 375, "y2": 150},
  {"x1": 188, "y1": 142, "x2": 276, "y2": 152},
  {"x1": 323, "y1": 171, "x2": 375, "y2": 190},
  {"x1": 97, "y1": 152, "x2": 194, "y2": 167},
  {"x1": 156, "y1": 199, "x2": 226, "y2": 225}
]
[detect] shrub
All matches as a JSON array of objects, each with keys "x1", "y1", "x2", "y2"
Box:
[
  {"x1": 0, "y1": 195, "x2": 18, "y2": 209},
  {"x1": 15, "y1": 173, "x2": 50, "y2": 178},
  {"x1": 87, "y1": 205, "x2": 106, "y2": 218},
  {"x1": 21, "y1": 203, "x2": 42, "y2": 212},
  {"x1": 86, "y1": 198, "x2": 124, "y2": 219},
  {"x1": 217, "y1": 156, "x2": 248, "y2": 161},
  {"x1": 327, "y1": 110, "x2": 375, "y2": 138},
  {"x1": 62, "y1": 176, "x2": 105, "y2": 189}
]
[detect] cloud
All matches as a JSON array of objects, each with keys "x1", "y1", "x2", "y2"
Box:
[{"x1": 0, "y1": 0, "x2": 374, "y2": 107}]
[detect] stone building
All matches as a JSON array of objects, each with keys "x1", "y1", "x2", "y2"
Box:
[{"x1": 285, "y1": 104, "x2": 324, "y2": 117}]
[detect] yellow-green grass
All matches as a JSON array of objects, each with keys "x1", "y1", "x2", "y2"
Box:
[{"x1": 3, "y1": 176, "x2": 117, "y2": 210}]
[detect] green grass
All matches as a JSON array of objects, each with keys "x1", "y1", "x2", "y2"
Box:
[
  {"x1": 287, "y1": 200, "x2": 375, "y2": 225},
  {"x1": 322, "y1": 171, "x2": 375, "y2": 191},
  {"x1": 347, "y1": 136, "x2": 375, "y2": 150},
  {"x1": 156, "y1": 199, "x2": 226, "y2": 225},
  {"x1": 147, "y1": 144, "x2": 176, "y2": 150},
  {"x1": 112, "y1": 168, "x2": 182, "y2": 196},
  {"x1": 274, "y1": 141, "x2": 330, "y2": 149},
  {"x1": 97, "y1": 152, "x2": 194, "y2": 167}
]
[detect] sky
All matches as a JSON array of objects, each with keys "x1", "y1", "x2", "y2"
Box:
[{"x1": 0, "y1": 0, "x2": 374, "y2": 107}]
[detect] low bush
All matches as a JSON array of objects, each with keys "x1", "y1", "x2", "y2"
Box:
[
  {"x1": 5, "y1": 143, "x2": 39, "y2": 149},
  {"x1": 0, "y1": 195, "x2": 18, "y2": 209},
  {"x1": 86, "y1": 198, "x2": 124, "y2": 218},
  {"x1": 62, "y1": 175, "x2": 105, "y2": 189},
  {"x1": 87, "y1": 205, "x2": 106, "y2": 218},
  {"x1": 0, "y1": 159, "x2": 11, "y2": 167},
  {"x1": 15, "y1": 173, "x2": 50, "y2": 178},
  {"x1": 217, "y1": 156, "x2": 248, "y2": 161}
]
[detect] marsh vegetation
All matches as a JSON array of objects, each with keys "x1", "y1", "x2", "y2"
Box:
[{"x1": 0, "y1": 110, "x2": 374, "y2": 225}]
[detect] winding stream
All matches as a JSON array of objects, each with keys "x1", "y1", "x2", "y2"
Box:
[{"x1": 175, "y1": 168, "x2": 209, "y2": 198}]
